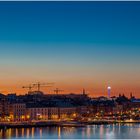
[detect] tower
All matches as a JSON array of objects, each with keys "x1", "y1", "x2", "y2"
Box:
[
  {"x1": 107, "y1": 86, "x2": 111, "y2": 98},
  {"x1": 83, "y1": 88, "x2": 86, "y2": 95},
  {"x1": 130, "y1": 92, "x2": 133, "y2": 99}
]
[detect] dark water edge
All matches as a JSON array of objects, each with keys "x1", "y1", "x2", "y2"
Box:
[
  {"x1": 0, "y1": 121, "x2": 140, "y2": 129},
  {"x1": 0, "y1": 123, "x2": 140, "y2": 139}
]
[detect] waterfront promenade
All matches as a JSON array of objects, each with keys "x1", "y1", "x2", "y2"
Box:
[{"x1": 0, "y1": 120, "x2": 140, "y2": 129}]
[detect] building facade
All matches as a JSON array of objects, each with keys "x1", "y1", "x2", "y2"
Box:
[{"x1": 10, "y1": 103, "x2": 26, "y2": 121}]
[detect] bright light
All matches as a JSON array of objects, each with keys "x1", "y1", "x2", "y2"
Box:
[
  {"x1": 27, "y1": 115, "x2": 30, "y2": 119},
  {"x1": 21, "y1": 115, "x2": 25, "y2": 119},
  {"x1": 108, "y1": 86, "x2": 111, "y2": 90},
  {"x1": 73, "y1": 113, "x2": 77, "y2": 117}
]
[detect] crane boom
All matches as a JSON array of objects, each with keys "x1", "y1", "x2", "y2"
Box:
[
  {"x1": 22, "y1": 85, "x2": 33, "y2": 93},
  {"x1": 54, "y1": 88, "x2": 64, "y2": 94},
  {"x1": 33, "y1": 82, "x2": 54, "y2": 91}
]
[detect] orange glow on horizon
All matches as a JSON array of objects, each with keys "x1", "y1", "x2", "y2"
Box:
[{"x1": 0, "y1": 83, "x2": 140, "y2": 98}]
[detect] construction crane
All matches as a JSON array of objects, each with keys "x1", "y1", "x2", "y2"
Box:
[
  {"x1": 54, "y1": 88, "x2": 64, "y2": 95},
  {"x1": 22, "y1": 85, "x2": 33, "y2": 93},
  {"x1": 33, "y1": 82, "x2": 54, "y2": 91}
]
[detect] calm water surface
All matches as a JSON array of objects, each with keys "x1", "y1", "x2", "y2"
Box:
[{"x1": 0, "y1": 124, "x2": 140, "y2": 139}]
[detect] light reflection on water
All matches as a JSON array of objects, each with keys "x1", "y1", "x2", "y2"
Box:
[{"x1": 0, "y1": 124, "x2": 140, "y2": 139}]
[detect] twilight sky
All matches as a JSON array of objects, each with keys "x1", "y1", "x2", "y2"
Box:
[{"x1": 0, "y1": 2, "x2": 140, "y2": 97}]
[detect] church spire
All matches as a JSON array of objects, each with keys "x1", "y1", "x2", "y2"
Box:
[{"x1": 83, "y1": 88, "x2": 86, "y2": 95}]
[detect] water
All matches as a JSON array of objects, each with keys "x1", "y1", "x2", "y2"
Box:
[{"x1": 0, "y1": 124, "x2": 140, "y2": 139}]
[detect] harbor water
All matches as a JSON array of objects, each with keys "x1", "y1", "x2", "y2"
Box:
[{"x1": 0, "y1": 123, "x2": 140, "y2": 139}]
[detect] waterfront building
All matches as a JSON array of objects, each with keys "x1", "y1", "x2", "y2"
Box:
[
  {"x1": 0, "y1": 97, "x2": 10, "y2": 121},
  {"x1": 59, "y1": 107, "x2": 77, "y2": 120},
  {"x1": 27, "y1": 107, "x2": 49, "y2": 120},
  {"x1": 48, "y1": 107, "x2": 59, "y2": 120},
  {"x1": 26, "y1": 105, "x2": 78, "y2": 121},
  {"x1": 10, "y1": 103, "x2": 26, "y2": 121},
  {"x1": 113, "y1": 104, "x2": 123, "y2": 114},
  {"x1": 0, "y1": 91, "x2": 140, "y2": 122},
  {"x1": 26, "y1": 103, "x2": 59, "y2": 120}
]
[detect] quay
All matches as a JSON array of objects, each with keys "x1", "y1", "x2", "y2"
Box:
[{"x1": 0, "y1": 120, "x2": 140, "y2": 129}]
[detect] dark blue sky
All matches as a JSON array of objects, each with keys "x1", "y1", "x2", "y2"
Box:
[
  {"x1": 0, "y1": 2, "x2": 140, "y2": 96},
  {"x1": 0, "y1": 2, "x2": 140, "y2": 46}
]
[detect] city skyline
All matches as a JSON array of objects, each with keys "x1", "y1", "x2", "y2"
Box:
[{"x1": 0, "y1": 2, "x2": 140, "y2": 97}]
